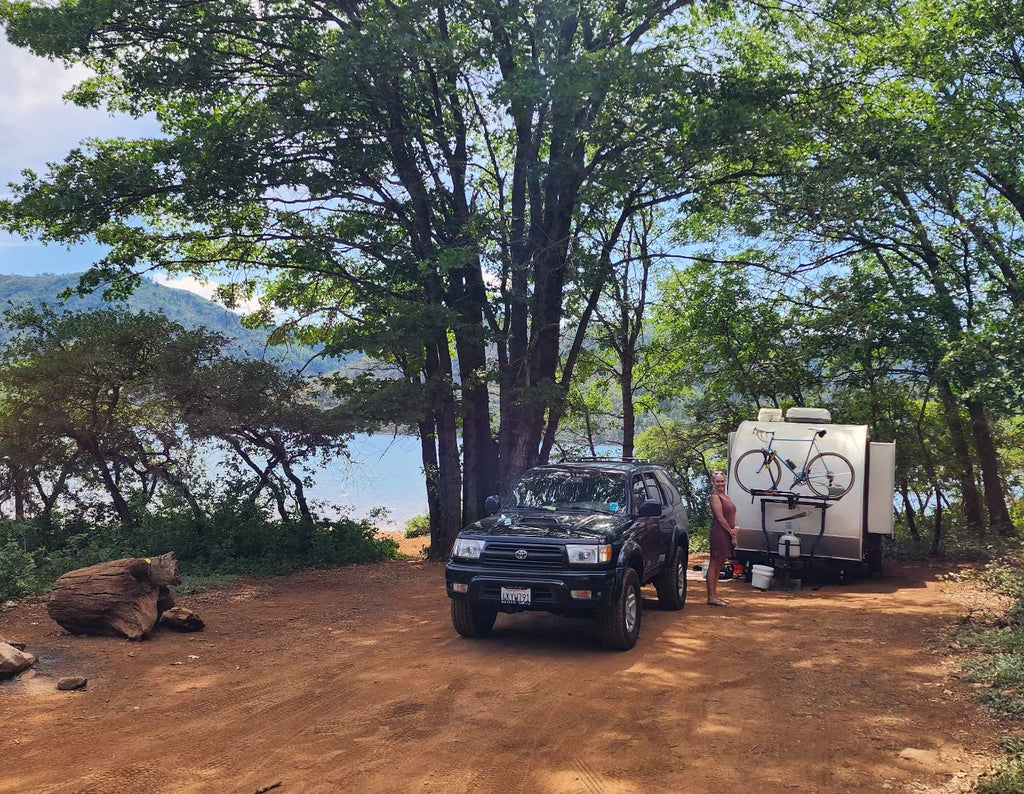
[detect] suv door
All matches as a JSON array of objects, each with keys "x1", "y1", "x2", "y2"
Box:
[
  {"x1": 642, "y1": 472, "x2": 672, "y2": 573},
  {"x1": 626, "y1": 474, "x2": 655, "y2": 574}
]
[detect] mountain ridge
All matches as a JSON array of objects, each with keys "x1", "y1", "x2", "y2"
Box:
[{"x1": 0, "y1": 272, "x2": 349, "y2": 375}]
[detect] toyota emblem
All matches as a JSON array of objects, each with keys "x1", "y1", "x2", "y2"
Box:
[{"x1": 515, "y1": 549, "x2": 528, "y2": 560}]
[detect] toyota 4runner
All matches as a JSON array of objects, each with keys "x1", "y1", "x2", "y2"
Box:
[{"x1": 445, "y1": 458, "x2": 689, "y2": 650}]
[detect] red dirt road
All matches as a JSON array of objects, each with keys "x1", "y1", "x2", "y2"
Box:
[{"x1": 0, "y1": 544, "x2": 1006, "y2": 793}]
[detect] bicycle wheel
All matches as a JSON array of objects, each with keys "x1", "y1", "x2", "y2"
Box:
[
  {"x1": 805, "y1": 452, "x2": 855, "y2": 498},
  {"x1": 733, "y1": 450, "x2": 782, "y2": 494}
]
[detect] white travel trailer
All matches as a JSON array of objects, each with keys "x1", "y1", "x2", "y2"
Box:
[{"x1": 727, "y1": 407, "x2": 896, "y2": 581}]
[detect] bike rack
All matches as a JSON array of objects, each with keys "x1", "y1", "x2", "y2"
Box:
[{"x1": 748, "y1": 489, "x2": 840, "y2": 583}]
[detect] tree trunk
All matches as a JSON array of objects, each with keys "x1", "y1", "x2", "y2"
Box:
[
  {"x1": 931, "y1": 488, "x2": 944, "y2": 556},
  {"x1": 151, "y1": 465, "x2": 206, "y2": 522},
  {"x1": 280, "y1": 457, "x2": 313, "y2": 528},
  {"x1": 78, "y1": 437, "x2": 135, "y2": 529},
  {"x1": 418, "y1": 416, "x2": 441, "y2": 539},
  {"x1": 936, "y1": 377, "x2": 985, "y2": 532},
  {"x1": 620, "y1": 351, "x2": 636, "y2": 459},
  {"x1": 966, "y1": 398, "x2": 1013, "y2": 535},
  {"x1": 426, "y1": 341, "x2": 463, "y2": 561},
  {"x1": 455, "y1": 328, "x2": 499, "y2": 525},
  {"x1": 899, "y1": 479, "x2": 920, "y2": 542},
  {"x1": 47, "y1": 553, "x2": 180, "y2": 640}
]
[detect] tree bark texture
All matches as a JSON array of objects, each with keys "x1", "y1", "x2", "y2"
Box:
[
  {"x1": 936, "y1": 377, "x2": 985, "y2": 532},
  {"x1": 966, "y1": 398, "x2": 1013, "y2": 535},
  {"x1": 47, "y1": 552, "x2": 181, "y2": 640}
]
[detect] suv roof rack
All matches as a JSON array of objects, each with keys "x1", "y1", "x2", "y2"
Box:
[{"x1": 558, "y1": 456, "x2": 652, "y2": 464}]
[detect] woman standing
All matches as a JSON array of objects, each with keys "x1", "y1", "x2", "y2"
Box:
[{"x1": 707, "y1": 470, "x2": 738, "y2": 606}]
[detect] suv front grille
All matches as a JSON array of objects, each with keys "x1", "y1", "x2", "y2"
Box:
[{"x1": 480, "y1": 541, "x2": 565, "y2": 568}]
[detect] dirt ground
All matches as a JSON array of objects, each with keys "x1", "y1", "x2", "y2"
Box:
[{"x1": 0, "y1": 536, "x2": 1011, "y2": 794}]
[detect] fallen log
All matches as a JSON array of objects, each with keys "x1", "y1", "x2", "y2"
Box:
[{"x1": 47, "y1": 553, "x2": 181, "y2": 640}]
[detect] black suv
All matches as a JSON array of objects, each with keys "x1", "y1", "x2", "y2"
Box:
[{"x1": 445, "y1": 459, "x2": 689, "y2": 650}]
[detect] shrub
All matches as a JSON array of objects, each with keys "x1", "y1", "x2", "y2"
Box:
[
  {"x1": 0, "y1": 491, "x2": 403, "y2": 602},
  {"x1": 976, "y1": 742, "x2": 1024, "y2": 794},
  {"x1": 404, "y1": 515, "x2": 430, "y2": 539},
  {"x1": 688, "y1": 524, "x2": 710, "y2": 554},
  {"x1": 0, "y1": 540, "x2": 37, "y2": 602}
]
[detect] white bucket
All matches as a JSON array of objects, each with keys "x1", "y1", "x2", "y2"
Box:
[{"x1": 751, "y1": 564, "x2": 775, "y2": 590}]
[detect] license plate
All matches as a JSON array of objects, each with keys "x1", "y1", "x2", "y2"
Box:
[{"x1": 500, "y1": 586, "x2": 531, "y2": 606}]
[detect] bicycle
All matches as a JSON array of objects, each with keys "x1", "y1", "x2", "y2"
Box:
[{"x1": 733, "y1": 427, "x2": 855, "y2": 498}]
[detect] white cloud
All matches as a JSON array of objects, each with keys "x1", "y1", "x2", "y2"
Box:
[
  {"x1": 0, "y1": 39, "x2": 157, "y2": 188},
  {"x1": 0, "y1": 39, "x2": 159, "y2": 276},
  {"x1": 154, "y1": 274, "x2": 265, "y2": 315}
]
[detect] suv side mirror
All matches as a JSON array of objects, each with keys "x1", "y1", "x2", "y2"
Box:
[
  {"x1": 484, "y1": 495, "x2": 501, "y2": 514},
  {"x1": 637, "y1": 500, "x2": 662, "y2": 517}
]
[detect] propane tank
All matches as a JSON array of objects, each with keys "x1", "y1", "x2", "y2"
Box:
[{"x1": 778, "y1": 531, "x2": 802, "y2": 558}]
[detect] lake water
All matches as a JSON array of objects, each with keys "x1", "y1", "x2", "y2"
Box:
[
  {"x1": 304, "y1": 433, "x2": 429, "y2": 530},
  {"x1": 295, "y1": 433, "x2": 621, "y2": 531}
]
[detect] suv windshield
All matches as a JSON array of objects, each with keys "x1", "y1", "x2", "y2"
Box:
[{"x1": 506, "y1": 469, "x2": 627, "y2": 513}]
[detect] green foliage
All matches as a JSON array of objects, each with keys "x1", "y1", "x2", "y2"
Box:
[
  {"x1": 946, "y1": 557, "x2": 1024, "y2": 601},
  {"x1": 688, "y1": 525, "x2": 710, "y2": 555},
  {"x1": 404, "y1": 514, "x2": 430, "y2": 539},
  {"x1": 888, "y1": 519, "x2": 1016, "y2": 563},
  {"x1": 650, "y1": 259, "x2": 824, "y2": 412},
  {"x1": 943, "y1": 553, "x2": 1024, "y2": 767},
  {"x1": 129, "y1": 493, "x2": 399, "y2": 576},
  {"x1": 941, "y1": 554, "x2": 1024, "y2": 791},
  {"x1": 0, "y1": 304, "x2": 358, "y2": 531},
  {"x1": 42, "y1": 526, "x2": 135, "y2": 579},
  {"x1": 0, "y1": 539, "x2": 38, "y2": 602},
  {"x1": 635, "y1": 417, "x2": 730, "y2": 530},
  {"x1": 0, "y1": 0, "x2": 786, "y2": 530},
  {"x1": 976, "y1": 757, "x2": 1024, "y2": 794},
  {"x1": 0, "y1": 493, "x2": 398, "y2": 602}
]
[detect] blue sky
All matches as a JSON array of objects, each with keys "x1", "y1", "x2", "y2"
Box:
[
  {"x1": 0, "y1": 38, "x2": 156, "y2": 279},
  {"x1": 0, "y1": 38, "x2": 240, "y2": 304}
]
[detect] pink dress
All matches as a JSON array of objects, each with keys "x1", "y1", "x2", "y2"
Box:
[{"x1": 710, "y1": 493, "x2": 736, "y2": 559}]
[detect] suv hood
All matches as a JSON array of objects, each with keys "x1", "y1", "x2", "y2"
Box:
[{"x1": 462, "y1": 510, "x2": 627, "y2": 541}]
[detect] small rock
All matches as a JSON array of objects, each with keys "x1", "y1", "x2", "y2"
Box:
[
  {"x1": 57, "y1": 676, "x2": 87, "y2": 691},
  {"x1": 899, "y1": 748, "x2": 936, "y2": 763}
]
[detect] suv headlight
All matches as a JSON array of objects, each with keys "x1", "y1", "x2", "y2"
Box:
[
  {"x1": 565, "y1": 543, "x2": 612, "y2": 566},
  {"x1": 452, "y1": 537, "x2": 486, "y2": 560}
]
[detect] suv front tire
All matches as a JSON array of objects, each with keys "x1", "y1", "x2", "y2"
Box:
[
  {"x1": 599, "y1": 567, "x2": 642, "y2": 650},
  {"x1": 451, "y1": 597, "x2": 499, "y2": 638}
]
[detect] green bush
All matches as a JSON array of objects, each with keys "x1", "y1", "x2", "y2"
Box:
[
  {"x1": 0, "y1": 492, "x2": 401, "y2": 601},
  {"x1": 404, "y1": 515, "x2": 430, "y2": 539},
  {"x1": 888, "y1": 513, "x2": 1019, "y2": 562},
  {"x1": 42, "y1": 525, "x2": 135, "y2": 580},
  {"x1": 0, "y1": 539, "x2": 37, "y2": 601},
  {"x1": 689, "y1": 524, "x2": 710, "y2": 555},
  {"x1": 976, "y1": 742, "x2": 1024, "y2": 794}
]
